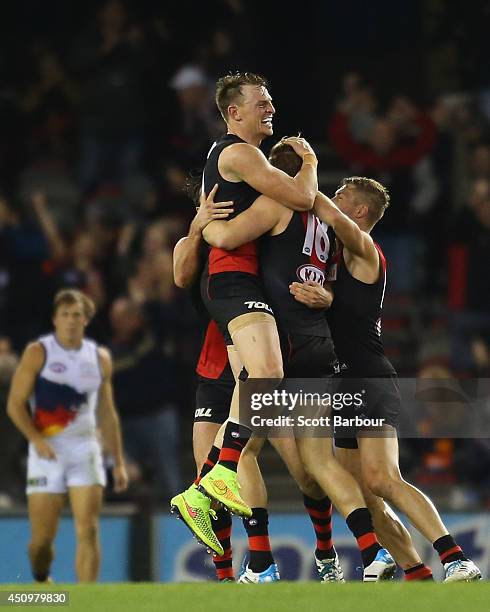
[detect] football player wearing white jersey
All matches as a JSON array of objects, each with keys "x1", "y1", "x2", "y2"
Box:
[{"x1": 7, "y1": 289, "x2": 128, "y2": 583}]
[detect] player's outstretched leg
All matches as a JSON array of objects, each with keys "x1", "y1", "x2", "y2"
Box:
[
  {"x1": 336, "y1": 445, "x2": 433, "y2": 581},
  {"x1": 199, "y1": 421, "x2": 253, "y2": 517},
  {"x1": 200, "y1": 315, "x2": 283, "y2": 517},
  {"x1": 296, "y1": 437, "x2": 396, "y2": 581},
  {"x1": 170, "y1": 485, "x2": 224, "y2": 556},
  {"x1": 270, "y1": 436, "x2": 344, "y2": 582},
  {"x1": 358, "y1": 436, "x2": 482, "y2": 583}
]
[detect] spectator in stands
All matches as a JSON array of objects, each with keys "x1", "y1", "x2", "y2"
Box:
[
  {"x1": 0, "y1": 337, "x2": 22, "y2": 504},
  {"x1": 71, "y1": 0, "x2": 149, "y2": 193},
  {"x1": 449, "y1": 179, "x2": 490, "y2": 374},
  {"x1": 109, "y1": 296, "x2": 182, "y2": 500},
  {"x1": 0, "y1": 193, "x2": 52, "y2": 348},
  {"x1": 168, "y1": 64, "x2": 220, "y2": 168},
  {"x1": 22, "y1": 48, "x2": 78, "y2": 164}
]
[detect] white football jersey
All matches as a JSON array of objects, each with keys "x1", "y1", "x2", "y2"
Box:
[{"x1": 29, "y1": 333, "x2": 102, "y2": 438}]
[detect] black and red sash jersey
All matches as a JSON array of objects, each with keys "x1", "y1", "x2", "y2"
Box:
[
  {"x1": 326, "y1": 242, "x2": 396, "y2": 376},
  {"x1": 259, "y1": 211, "x2": 336, "y2": 337},
  {"x1": 203, "y1": 133, "x2": 261, "y2": 276}
]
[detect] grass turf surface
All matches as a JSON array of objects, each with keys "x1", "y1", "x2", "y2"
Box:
[{"x1": 1, "y1": 582, "x2": 488, "y2": 612}]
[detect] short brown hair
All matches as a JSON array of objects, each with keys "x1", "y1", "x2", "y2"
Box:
[
  {"x1": 215, "y1": 72, "x2": 268, "y2": 121},
  {"x1": 268, "y1": 138, "x2": 302, "y2": 177},
  {"x1": 340, "y1": 176, "x2": 390, "y2": 224},
  {"x1": 53, "y1": 289, "x2": 96, "y2": 321}
]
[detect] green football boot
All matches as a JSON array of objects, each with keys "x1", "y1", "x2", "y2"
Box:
[
  {"x1": 170, "y1": 485, "x2": 224, "y2": 556},
  {"x1": 199, "y1": 463, "x2": 252, "y2": 518}
]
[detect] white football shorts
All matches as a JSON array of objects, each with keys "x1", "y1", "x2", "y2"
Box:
[{"x1": 26, "y1": 435, "x2": 106, "y2": 495}]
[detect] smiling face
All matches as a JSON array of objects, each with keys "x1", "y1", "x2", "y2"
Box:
[{"x1": 227, "y1": 84, "x2": 275, "y2": 144}]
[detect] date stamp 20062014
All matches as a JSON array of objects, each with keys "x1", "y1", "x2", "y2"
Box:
[{"x1": 0, "y1": 592, "x2": 69, "y2": 606}]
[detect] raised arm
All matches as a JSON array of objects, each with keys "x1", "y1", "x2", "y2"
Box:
[
  {"x1": 173, "y1": 185, "x2": 233, "y2": 288},
  {"x1": 313, "y1": 192, "x2": 376, "y2": 260},
  {"x1": 203, "y1": 195, "x2": 284, "y2": 250},
  {"x1": 97, "y1": 347, "x2": 128, "y2": 493},
  {"x1": 31, "y1": 191, "x2": 67, "y2": 262},
  {"x1": 220, "y1": 137, "x2": 318, "y2": 211},
  {"x1": 7, "y1": 342, "x2": 57, "y2": 460}
]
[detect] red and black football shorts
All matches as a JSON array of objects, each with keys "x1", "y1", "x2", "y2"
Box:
[
  {"x1": 334, "y1": 375, "x2": 401, "y2": 449},
  {"x1": 201, "y1": 271, "x2": 275, "y2": 345},
  {"x1": 194, "y1": 372, "x2": 234, "y2": 424}
]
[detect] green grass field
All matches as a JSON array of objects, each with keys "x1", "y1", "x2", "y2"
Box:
[{"x1": 1, "y1": 582, "x2": 488, "y2": 612}]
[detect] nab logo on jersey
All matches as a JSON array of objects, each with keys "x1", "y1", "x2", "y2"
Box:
[{"x1": 296, "y1": 264, "x2": 325, "y2": 285}]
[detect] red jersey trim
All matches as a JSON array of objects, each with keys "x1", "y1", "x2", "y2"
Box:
[
  {"x1": 196, "y1": 320, "x2": 229, "y2": 379},
  {"x1": 374, "y1": 242, "x2": 387, "y2": 274},
  {"x1": 209, "y1": 243, "x2": 258, "y2": 275}
]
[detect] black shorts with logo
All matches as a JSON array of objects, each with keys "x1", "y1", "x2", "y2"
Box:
[
  {"x1": 194, "y1": 375, "x2": 234, "y2": 424},
  {"x1": 280, "y1": 332, "x2": 339, "y2": 378},
  {"x1": 201, "y1": 271, "x2": 274, "y2": 345},
  {"x1": 334, "y1": 375, "x2": 401, "y2": 449}
]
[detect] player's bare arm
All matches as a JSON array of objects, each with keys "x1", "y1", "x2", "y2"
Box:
[
  {"x1": 203, "y1": 194, "x2": 284, "y2": 250},
  {"x1": 173, "y1": 184, "x2": 233, "y2": 288},
  {"x1": 7, "y1": 342, "x2": 57, "y2": 460},
  {"x1": 97, "y1": 347, "x2": 129, "y2": 493},
  {"x1": 289, "y1": 281, "x2": 334, "y2": 310},
  {"x1": 219, "y1": 140, "x2": 317, "y2": 211},
  {"x1": 313, "y1": 192, "x2": 377, "y2": 262}
]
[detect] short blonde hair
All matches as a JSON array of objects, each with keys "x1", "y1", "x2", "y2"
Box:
[
  {"x1": 215, "y1": 72, "x2": 268, "y2": 121},
  {"x1": 341, "y1": 176, "x2": 390, "y2": 224},
  {"x1": 53, "y1": 289, "x2": 96, "y2": 321}
]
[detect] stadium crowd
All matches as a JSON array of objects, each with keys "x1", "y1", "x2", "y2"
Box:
[{"x1": 0, "y1": 0, "x2": 489, "y2": 509}]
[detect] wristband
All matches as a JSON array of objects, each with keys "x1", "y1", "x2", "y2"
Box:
[{"x1": 303, "y1": 153, "x2": 318, "y2": 167}]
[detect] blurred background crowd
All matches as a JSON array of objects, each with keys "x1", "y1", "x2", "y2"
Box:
[{"x1": 0, "y1": 0, "x2": 489, "y2": 510}]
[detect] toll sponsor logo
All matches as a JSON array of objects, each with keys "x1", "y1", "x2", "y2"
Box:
[
  {"x1": 244, "y1": 301, "x2": 273, "y2": 314},
  {"x1": 49, "y1": 362, "x2": 67, "y2": 374},
  {"x1": 195, "y1": 407, "x2": 213, "y2": 419},
  {"x1": 296, "y1": 264, "x2": 325, "y2": 284}
]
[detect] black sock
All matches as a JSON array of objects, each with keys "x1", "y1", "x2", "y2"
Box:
[
  {"x1": 433, "y1": 534, "x2": 467, "y2": 564},
  {"x1": 345, "y1": 507, "x2": 382, "y2": 568},
  {"x1": 303, "y1": 494, "x2": 336, "y2": 560},
  {"x1": 33, "y1": 571, "x2": 49, "y2": 582},
  {"x1": 195, "y1": 445, "x2": 221, "y2": 484},
  {"x1": 242, "y1": 507, "x2": 274, "y2": 573},
  {"x1": 218, "y1": 422, "x2": 252, "y2": 472},
  {"x1": 212, "y1": 508, "x2": 234, "y2": 581}
]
